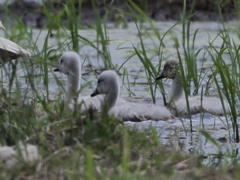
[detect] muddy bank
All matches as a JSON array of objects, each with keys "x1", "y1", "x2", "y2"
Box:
[{"x1": 0, "y1": 0, "x2": 238, "y2": 28}]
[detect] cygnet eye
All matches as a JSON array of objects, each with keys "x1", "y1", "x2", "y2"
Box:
[
  {"x1": 98, "y1": 79, "x2": 103, "y2": 84},
  {"x1": 60, "y1": 59, "x2": 63, "y2": 64}
]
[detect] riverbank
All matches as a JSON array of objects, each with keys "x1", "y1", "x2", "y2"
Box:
[{"x1": 0, "y1": 0, "x2": 239, "y2": 28}]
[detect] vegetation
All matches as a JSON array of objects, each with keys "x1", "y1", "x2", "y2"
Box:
[{"x1": 0, "y1": 0, "x2": 239, "y2": 179}]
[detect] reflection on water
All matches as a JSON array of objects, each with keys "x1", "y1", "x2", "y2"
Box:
[{"x1": 125, "y1": 112, "x2": 240, "y2": 166}]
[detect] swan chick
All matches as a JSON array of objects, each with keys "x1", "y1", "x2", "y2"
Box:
[
  {"x1": 0, "y1": 142, "x2": 41, "y2": 170},
  {"x1": 91, "y1": 70, "x2": 119, "y2": 110},
  {"x1": 155, "y1": 59, "x2": 231, "y2": 116},
  {"x1": 0, "y1": 21, "x2": 31, "y2": 63},
  {"x1": 91, "y1": 70, "x2": 174, "y2": 121},
  {"x1": 54, "y1": 51, "x2": 102, "y2": 112}
]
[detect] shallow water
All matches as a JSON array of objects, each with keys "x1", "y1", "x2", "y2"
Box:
[{"x1": 1, "y1": 21, "x2": 240, "y2": 165}]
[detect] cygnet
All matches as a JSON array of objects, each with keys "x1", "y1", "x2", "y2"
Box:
[
  {"x1": 155, "y1": 59, "x2": 231, "y2": 116},
  {"x1": 91, "y1": 70, "x2": 175, "y2": 121}
]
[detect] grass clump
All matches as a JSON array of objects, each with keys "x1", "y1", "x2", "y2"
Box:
[
  {"x1": 0, "y1": 103, "x2": 237, "y2": 180},
  {"x1": 0, "y1": 102, "x2": 202, "y2": 179}
]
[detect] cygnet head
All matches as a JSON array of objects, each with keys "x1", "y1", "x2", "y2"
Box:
[
  {"x1": 91, "y1": 70, "x2": 120, "y2": 96},
  {"x1": 91, "y1": 70, "x2": 120, "y2": 110},
  {"x1": 155, "y1": 59, "x2": 179, "y2": 80},
  {"x1": 54, "y1": 51, "x2": 81, "y2": 101},
  {"x1": 54, "y1": 51, "x2": 81, "y2": 75}
]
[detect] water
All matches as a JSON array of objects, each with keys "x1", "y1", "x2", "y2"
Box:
[
  {"x1": 1, "y1": 21, "x2": 240, "y2": 164},
  {"x1": 0, "y1": 0, "x2": 41, "y2": 5}
]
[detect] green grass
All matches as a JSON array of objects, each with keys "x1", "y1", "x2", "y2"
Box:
[{"x1": 0, "y1": 0, "x2": 240, "y2": 179}]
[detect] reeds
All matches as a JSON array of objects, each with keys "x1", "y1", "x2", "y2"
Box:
[{"x1": 0, "y1": 0, "x2": 239, "y2": 179}]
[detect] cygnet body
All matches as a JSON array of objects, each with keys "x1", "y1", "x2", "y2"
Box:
[
  {"x1": 0, "y1": 21, "x2": 31, "y2": 63},
  {"x1": 54, "y1": 51, "x2": 103, "y2": 112},
  {"x1": 0, "y1": 142, "x2": 41, "y2": 170},
  {"x1": 156, "y1": 59, "x2": 231, "y2": 116},
  {"x1": 91, "y1": 70, "x2": 174, "y2": 121}
]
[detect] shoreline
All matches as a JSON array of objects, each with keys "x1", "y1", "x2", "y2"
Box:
[{"x1": 0, "y1": 0, "x2": 239, "y2": 28}]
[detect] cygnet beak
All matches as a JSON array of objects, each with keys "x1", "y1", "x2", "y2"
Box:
[
  {"x1": 54, "y1": 67, "x2": 59, "y2": 72},
  {"x1": 91, "y1": 89, "x2": 99, "y2": 97},
  {"x1": 0, "y1": 21, "x2": 6, "y2": 30},
  {"x1": 155, "y1": 72, "x2": 165, "y2": 80}
]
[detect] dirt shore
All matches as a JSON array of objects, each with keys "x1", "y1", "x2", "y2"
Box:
[{"x1": 0, "y1": 0, "x2": 238, "y2": 28}]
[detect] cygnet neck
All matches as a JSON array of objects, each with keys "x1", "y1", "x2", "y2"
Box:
[
  {"x1": 104, "y1": 76, "x2": 120, "y2": 110},
  {"x1": 105, "y1": 89, "x2": 119, "y2": 110},
  {"x1": 66, "y1": 67, "x2": 81, "y2": 102},
  {"x1": 169, "y1": 73, "x2": 185, "y2": 104}
]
